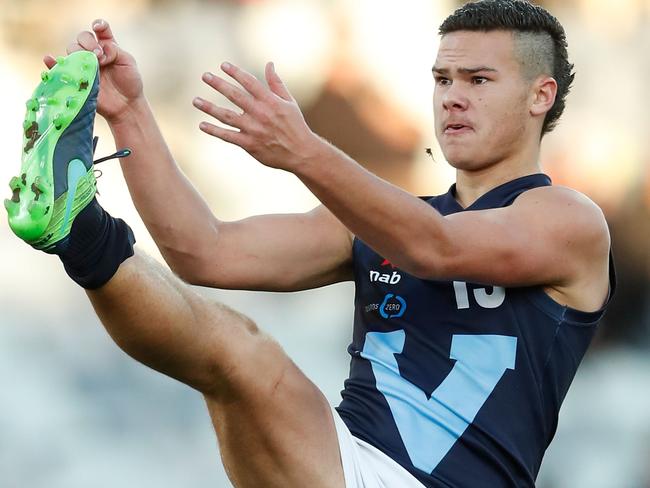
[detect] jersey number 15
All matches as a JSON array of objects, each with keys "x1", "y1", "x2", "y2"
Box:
[{"x1": 453, "y1": 281, "x2": 505, "y2": 309}]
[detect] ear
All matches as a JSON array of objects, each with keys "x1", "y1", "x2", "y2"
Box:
[{"x1": 530, "y1": 76, "x2": 557, "y2": 117}]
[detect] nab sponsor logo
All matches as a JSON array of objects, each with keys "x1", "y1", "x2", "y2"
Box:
[
  {"x1": 369, "y1": 257, "x2": 402, "y2": 284},
  {"x1": 369, "y1": 270, "x2": 401, "y2": 284}
]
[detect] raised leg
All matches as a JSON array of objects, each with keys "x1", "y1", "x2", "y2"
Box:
[{"x1": 87, "y1": 250, "x2": 345, "y2": 488}]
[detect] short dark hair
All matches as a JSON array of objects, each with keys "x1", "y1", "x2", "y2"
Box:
[{"x1": 439, "y1": 0, "x2": 575, "y2": 136}]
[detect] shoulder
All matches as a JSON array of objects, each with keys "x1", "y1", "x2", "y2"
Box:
[
  {"x1": 514, "y1": 185, "x2": 605, "y2": 221},
  {"x1": 513, "y1": 185, "x2": 610, "y2": 253}
]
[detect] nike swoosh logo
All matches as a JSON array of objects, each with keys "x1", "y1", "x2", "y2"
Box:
[{"x1": 61, "y1": 158, "x2": 87, "y2": 233}]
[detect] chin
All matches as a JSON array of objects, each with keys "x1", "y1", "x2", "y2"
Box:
[
  {"x1": 441, "y1": 148, "x2": 479, "y2": 170},
  {"x1": 441, "y1": 143, "x2": 502, "y2": 171}
]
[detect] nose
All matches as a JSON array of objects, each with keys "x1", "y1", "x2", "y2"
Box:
[{"x1": 441, "y1": 83, "x2": 469, "y2": 112}]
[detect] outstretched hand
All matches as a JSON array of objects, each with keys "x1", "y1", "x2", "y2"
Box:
[
  {"x1": 43, "y1": 19, "x2": 144, "y2": 125},
  {"x1": 193, "y1": 62, "x2": 321, "y2": 172}
]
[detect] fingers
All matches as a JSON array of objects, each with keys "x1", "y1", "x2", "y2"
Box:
[
  {"x1": 77, "y1": 30, "x2": 101, "y2": 54},
  {"x1": 199, "y1": 121, "x2": 249, "y2": 147},
  {"x1": 43, "y1": 19, "x2": 122, "y2": 75},
  {"x1": 220, "y1": 62, "x2": 272, "y2": 101},
  {"x1": 66, "y1": 41, "x2": 85, "y2": 55},
  {"x1": 220, "y1": 61, "x2": 293, "y2": 104},
  {"x1": 197, "y1": 61, "x2": 300, "y2": 157},
  {"x1": 67, "y1": 28, "x2": 108, "y2": 64},
  {"x1": 43, "y1": 55, "x2": 56, "y2": 69},
  {"x1": 193, "y1": 97, "x2": 246, "y2": 130},
  {"x1": 92, "y1": 19, "x2": 117, "y2": 43},
  {"x1": 265, "y1": 62, "x2": 293, "y2": 102},
  {"x1": 202, "y1": 72, "x2": 255, "y2": 113},
  {"x1": 92, "y1": 19, "x2": 120, "y2": 65},
  {"x1": 201, "y1": 62, "x2": 292, "y2": 112}
]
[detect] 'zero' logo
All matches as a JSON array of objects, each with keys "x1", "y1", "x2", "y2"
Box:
[{"x1": 380, "y1": 294, "x2": 407, "y2": 319}]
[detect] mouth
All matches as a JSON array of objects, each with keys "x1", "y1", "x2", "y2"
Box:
[{"x1": 443, "y1": 124, "x2": 473, "y2": 135}]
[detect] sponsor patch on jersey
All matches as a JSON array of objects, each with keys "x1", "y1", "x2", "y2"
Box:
[
  {"x1": 365, "y1": 293, "x2": 407, "y2": 318},
  {"x1": 369, "y1": 270, "x2": 402, "y2": 284},
  {"x1": 369, "y1": 257, "x2": 402, "y2": 284}
]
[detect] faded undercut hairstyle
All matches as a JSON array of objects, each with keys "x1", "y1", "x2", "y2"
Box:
[{"x1": 439, "y1": 0, "x2": 575, "y2": 136}]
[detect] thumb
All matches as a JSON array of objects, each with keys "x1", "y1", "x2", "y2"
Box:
[{"x1": 265, "y1": 62, "x2": 293, "y2": 102}]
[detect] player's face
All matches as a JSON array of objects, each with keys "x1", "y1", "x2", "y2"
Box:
[{"x1": 433, "y1": 30, "x2": 532, "y2": 171}]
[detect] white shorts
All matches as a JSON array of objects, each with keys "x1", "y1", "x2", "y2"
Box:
[{"x1": 332, "y1": 408, "x2": 426, "y2": 488}]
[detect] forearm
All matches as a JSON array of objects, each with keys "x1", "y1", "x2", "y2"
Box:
[
  {"x1": 178, "y1": 60, "x2": 446, "y2": 279},
  {"x1": 107, "y1": 98, "x2": 219, "y2": 274},
  {"x1": 295, "y1": 138, "x2": 448, "y2": 275}
]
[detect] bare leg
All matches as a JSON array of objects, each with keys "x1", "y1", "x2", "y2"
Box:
[{"x1": 87, "y1": 250, "x2": 345, "y2": 488}]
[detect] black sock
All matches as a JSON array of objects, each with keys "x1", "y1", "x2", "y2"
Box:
[{"x1": 57, "y1": 198, "x2": 136, "y2": 289}]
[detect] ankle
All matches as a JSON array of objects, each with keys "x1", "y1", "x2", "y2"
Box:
[{"x1": 59, "y1": 199, "x2": 136, "y2": 289}]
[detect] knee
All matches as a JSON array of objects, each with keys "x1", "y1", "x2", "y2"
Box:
[
  {"x1": 232, "y1": 334, "x2": 292, "y2": 397},
  {"x1": 199, "y1": 306, "x2": 291, "y2": 400}
]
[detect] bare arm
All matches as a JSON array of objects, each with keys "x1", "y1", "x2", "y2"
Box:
[
  {"x1": 52, "y1": 20, "x2": 353, "y2": 291},
  {"x1": 297, "y1": 147, "x2": 610, "y2": 310},
  {"x1": 185, "y1": 205, "x2": 354, "y2": 291},
  {"x1": 109, "y1": 101, "x2": 353, "y2": 291},
  {"x1": 195, "y1": 61, "x2": 611, "y2": 311}
]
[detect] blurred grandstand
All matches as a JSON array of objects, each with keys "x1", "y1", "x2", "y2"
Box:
[{"x1": 0, "y1": 1, "x2": 648, "y2": 487}]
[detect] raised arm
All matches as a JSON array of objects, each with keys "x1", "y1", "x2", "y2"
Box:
[
  {"x1": 46, "y1": 20, "x2": 353, "y2": 291},
  {"x1": 194, "y1": 61, "x2": 610, "y2": 312},
  {"x1": 107, "y1": 96, "x2": 353, "y2": 291}
]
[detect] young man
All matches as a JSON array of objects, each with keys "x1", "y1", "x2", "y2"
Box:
[{"x1": 7, "y1": 0, "x2": 614, "y2": 486}]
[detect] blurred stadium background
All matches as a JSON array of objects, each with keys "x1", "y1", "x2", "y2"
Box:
[{"x1": 0, "y1": 0, "x2": 648, "y2": 486}]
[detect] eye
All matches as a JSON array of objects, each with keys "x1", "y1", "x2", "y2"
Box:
[
  {"x1": 435, "y1": 77, "x2": 451, "y2": 86},
  {"x1": 472, "y1": 76, "x2": 489, "y2": 85}
]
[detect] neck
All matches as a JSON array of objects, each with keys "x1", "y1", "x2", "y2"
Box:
[{"x1": 454, "y1": 149, "x2": 542, "y2": 208}]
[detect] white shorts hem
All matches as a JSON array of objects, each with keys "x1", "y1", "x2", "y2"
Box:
[{"x1": 331, "y1": 407, "x2": 427, "y2": 488}]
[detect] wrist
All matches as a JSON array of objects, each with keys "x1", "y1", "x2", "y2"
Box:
[
  {"x1": 105, "y1": 96, "x2": 150, "y2": 132},
  {"x1": 292, "y1": 133, "x2": 336, "y2": 179}
]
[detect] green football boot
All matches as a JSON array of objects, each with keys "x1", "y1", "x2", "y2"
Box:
[{"x1": 5, "y1": 51, "x2": 100, "y2": 253}]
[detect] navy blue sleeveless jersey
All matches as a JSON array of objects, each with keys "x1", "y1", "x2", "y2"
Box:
[{"x1": 336, "y1": 174, "x2": 615, "y2": 487}]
